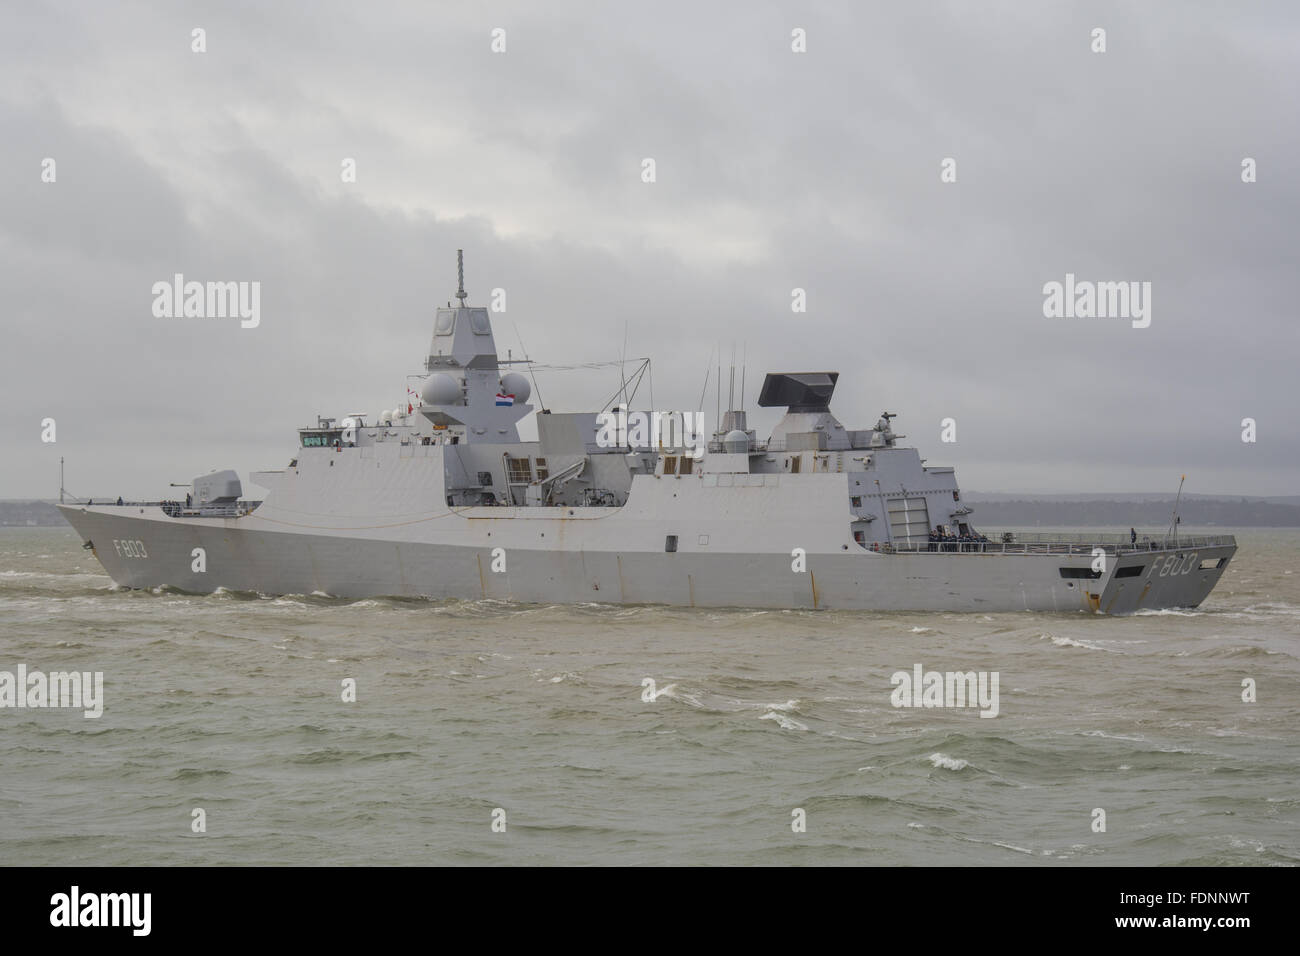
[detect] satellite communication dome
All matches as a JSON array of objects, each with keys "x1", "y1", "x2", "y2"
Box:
[
  {"x1": 499, "y1": 372, "x2": 531, "y2": 404},
  {"x1": 421, "y1": 372, "x2": 461, "y2": 406},
  {"x1": 723, "y1": 429, "x2": 749, "y2": 453}
]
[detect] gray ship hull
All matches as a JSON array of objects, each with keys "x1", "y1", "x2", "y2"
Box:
[{"x1": 58, "y1": 502, "x2": 1235, "y2": 614}]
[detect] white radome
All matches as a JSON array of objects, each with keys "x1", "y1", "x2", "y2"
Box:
[
  {"x1": 499, "y1": 372, "x2": 531, "y2": 404},
  {"x1": 421, "y1": 372, "x2": 461, "y2": 406}
]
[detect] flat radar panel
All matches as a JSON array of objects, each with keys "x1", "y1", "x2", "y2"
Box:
[{"x1": 756, "y1": 372, "x2": 839, "y2": 411}]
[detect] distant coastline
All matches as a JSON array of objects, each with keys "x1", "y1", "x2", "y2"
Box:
[
  {"x1": 962, "y1": 494, "x2": 1300, "y2": 528},
  {"x1": 1, "y1": 500, "x2": 67, "y2": 526}
]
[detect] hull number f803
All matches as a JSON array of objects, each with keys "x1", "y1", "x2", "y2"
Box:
[{"x1": 1153, "y1": 552, "x2": 1198, "y2": 577}]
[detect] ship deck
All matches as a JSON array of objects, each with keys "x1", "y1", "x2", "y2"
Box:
[{"x1": 883, "y1": 531, "x2": 1236, "y2": 556}]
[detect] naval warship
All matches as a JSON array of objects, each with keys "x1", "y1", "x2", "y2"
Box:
[{"x1": 59, "y1": 253, "x2": 1236, "y2": 613}]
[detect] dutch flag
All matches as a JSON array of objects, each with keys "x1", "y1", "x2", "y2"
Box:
[{"x1": 495, "y1": 393, "x2": 515, "y2": 406}]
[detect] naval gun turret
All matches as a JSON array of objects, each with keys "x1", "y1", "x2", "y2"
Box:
[
  {"x1": 417, "y1": 250, "x2": 533, "y2": 443},
  {"x1": 192, "y1": 469, "x2": 242, "y2": 506}
]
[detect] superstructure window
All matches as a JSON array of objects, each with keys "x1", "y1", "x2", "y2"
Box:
[
  {"x1": 665, "y1": 535, "x2": 678, "y2": 553},
  {"x1": 663, "y1": 456, "x2": 678, "y2": 475},
  {"x1": 1059, "y1": 567, "x2": 1102, "y2": 579},
  {"x1": 506, "y1": 457, "x2": 533, "y2": 483},
  {"x1": 1115, "y1": 565, "x2": 1143, "y2": 578},
  {"x1": 678, "y1": 457, "x2": 693, "y2": 475},
  {"x1": 535, "y1": 458, "x2": 549, "y2": 481},
  {"x1": 851, "y1": 496, "x2": 862, "y2": 508}
]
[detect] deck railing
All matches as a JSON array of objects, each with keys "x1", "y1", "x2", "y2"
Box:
[
  {"x1": 72, "y1": 500, "x2": 263, "y2": 518},
  {"x1": 884, "y1": 531, "x2": 1236, "y2": 555}
]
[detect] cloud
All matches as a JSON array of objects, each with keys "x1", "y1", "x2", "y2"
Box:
[{"x1": 2, "y1": 1, "x2": 1296, "y2": 497}]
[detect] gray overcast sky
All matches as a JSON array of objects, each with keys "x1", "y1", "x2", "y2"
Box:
[{"x1": 2, "y1": 1, "x2": 1296, "y2": 499}]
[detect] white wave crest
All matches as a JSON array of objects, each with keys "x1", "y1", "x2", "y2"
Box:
[
  {"x1": 928, "y1": 752, "x2": 969, "y2": 771},
  {"x1": 764, "y1": 699, "x2": 801, "y2": 712},
  {"x1": 1046, "y1": 635, "x2": 1107, "y2": 651},
  {"x1": 649, "y1": 683, "x2": 702, "y2": 707},
  {"x1": 993, "y1": 841, "x2": 1034, "y2": 855},
  {"x1": 760, "y1": 711, "x2": 808, "y2": 731},
  {"x1": 1080, "y1": 730, "x2": 1145, "y2": 741}
]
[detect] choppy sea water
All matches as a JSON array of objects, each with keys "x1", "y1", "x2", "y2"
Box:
[{"x1": 0, "y1": 526, "x2": 1296, "y2": 866}]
